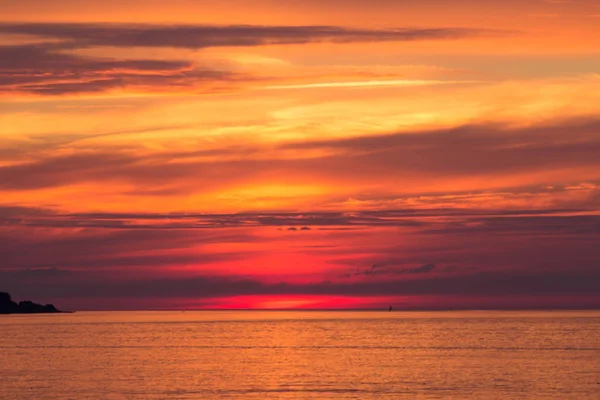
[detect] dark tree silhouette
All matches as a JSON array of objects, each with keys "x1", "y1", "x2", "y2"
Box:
[{"x1": 0, "y1": 292, "x2": 61, "y2": 314}]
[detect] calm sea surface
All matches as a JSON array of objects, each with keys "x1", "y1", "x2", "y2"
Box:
[{"x1": 1, "y1": 311, "x2": 599, "y2": 399}]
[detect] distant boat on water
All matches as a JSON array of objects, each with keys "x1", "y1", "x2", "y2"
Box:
[{"x1": 388, "y1": 305, "x2": 393, "y2": 312}]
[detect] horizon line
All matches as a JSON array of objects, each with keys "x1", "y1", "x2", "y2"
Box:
[{"x1": 60, "y1": 307, "x2": 600, "y2": 312}]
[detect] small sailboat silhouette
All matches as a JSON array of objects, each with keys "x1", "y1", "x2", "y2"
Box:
[{"x1": 388, "y1": 305, "x2": 393, "y2": 312}]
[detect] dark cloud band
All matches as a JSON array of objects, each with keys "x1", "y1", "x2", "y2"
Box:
[{"x1": 0, "y1": 23, "x2": 493, "y2": 49}]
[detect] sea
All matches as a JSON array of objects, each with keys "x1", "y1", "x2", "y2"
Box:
[{"x1": 1, "y1": 310, "x2": 599, "y2": 399}]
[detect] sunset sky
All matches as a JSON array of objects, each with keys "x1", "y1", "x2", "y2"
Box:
[{"x1": 1, "y1": 0, "x2": 599, "y2": 310}]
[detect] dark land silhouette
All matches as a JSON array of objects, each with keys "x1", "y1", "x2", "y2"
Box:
[{"x1": 0, "y1": 292, "x2": 62, "y2": 314}]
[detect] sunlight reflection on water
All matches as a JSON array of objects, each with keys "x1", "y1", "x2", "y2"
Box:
[{"x1": 1, "y1": 311, "x2": 599, "y2": 399}]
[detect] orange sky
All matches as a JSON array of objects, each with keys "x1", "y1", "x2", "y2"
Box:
[{"x1": 1, "y1": 0, "x2": 599, "y2": 310}]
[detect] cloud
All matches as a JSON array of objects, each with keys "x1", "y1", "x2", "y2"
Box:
[
  {"x1": 1, "y1": 267, "x2": 72, "y2": 279},
  {"x1": 442, "y1": 265, "x2": 477, "y2": 273},
  {"x1": 281, "y1": 120, "x2": 600, "y2": 179},
  {"x1": 0, "y1": 23, "x2": 494, "y2": 49},
  {"x1": 0, "y1": 221, "x2": 258, "y2": 274},
  {"x1": 0, "y1": 44, "x2": 243, "y2": 95},
  {"x1": 2, "y1": 119, "x2": 600, "y2": 196},
  {"x1": 6, "y1": 268, "x2": 600, "y2": 304},
  {"x1": 419, "y1": 214, "x2": 600, "y2": 236},
  {"x1": 1, "y1": 204, "x2": 598, "y2": 236},
  {"x1": 353, "y1": 263, "x2": 437, "y2": 277},
  {"x1": 0, "y1": 205, "x2": 55, "y2": 219},
  {"x1": 407, "y1": 264, "x2": 436, "y2": 274}
]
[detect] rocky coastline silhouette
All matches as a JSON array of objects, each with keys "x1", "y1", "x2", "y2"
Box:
[{"x1": 0, "y1": 292, "x2": 62, "y2": 314}]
